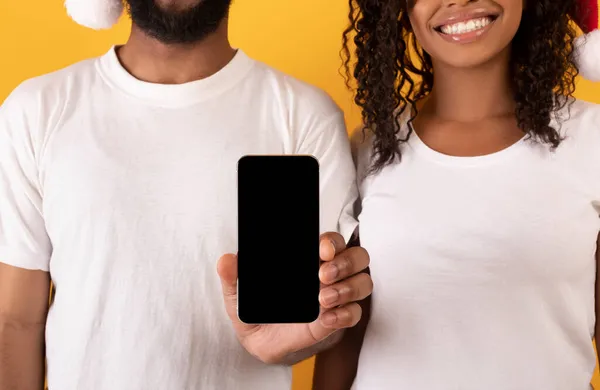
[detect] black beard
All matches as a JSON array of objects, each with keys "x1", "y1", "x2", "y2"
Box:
[{"x1": 124, "y1": 0, "x2": 232, "y2": 44}]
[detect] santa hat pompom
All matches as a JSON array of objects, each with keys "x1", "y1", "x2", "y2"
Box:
[
  {"x1": 573, "y1": 0, "x2": 600, "y2": 81},
  {"x1": 574, "y1": 29, "x2": 600, "y2": 82},
  {"x1": 64, "y1": 0, "x2": 124, "y2": 30}
]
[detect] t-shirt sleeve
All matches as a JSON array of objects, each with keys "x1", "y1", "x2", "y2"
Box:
[
  {"x1": 0, "y1": 83, "x2": 52, "y2": 271},
  {"x1": 570, "y1": 101, "x2": 600, "y2": 208},
  {"x1": 296, "y1": 111, "x2": 359, "y2": 244}
]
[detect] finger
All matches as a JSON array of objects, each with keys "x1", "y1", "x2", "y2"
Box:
[
  {"x1": 319, "y1": 302, "x2": 362, "y2": 329},
  {"x1": 319, "y1": 232, "x2": 347, "y2": 262},
  {"x1": 319, "y1": 272, "x2": 373, "y2": 309},
  {"x1": 319, "y1": 246, "x2": 370, "y2": 285},
  {"x1": 217, "y1": 254, "x2": 238, "y2": 319}
]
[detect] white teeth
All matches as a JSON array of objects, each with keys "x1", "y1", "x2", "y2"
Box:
[{"x1": 440, "y1": 17, "x2": 492, "y2": 35}]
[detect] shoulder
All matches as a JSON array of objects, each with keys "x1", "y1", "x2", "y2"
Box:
[
  {"x1": 551, "y1": 98, "x2": 600, "y2": 192},
  {"x1": 559, "y1": 98, "x2": 600, "y2": 147},
  {"x1": 348, "y1": 107, "x2": 412, "y2": 180},
  {"x1": 0, "y1": 57, "x2": 97, "y2": 140},
  {"x1": 563, "y1": 98, "x2": 600, "y2": 125},
  {"x1": 1, "y1": 57, "x2": 96, "y2": 117},
  {"x1": 245, "y1": 55, "x2": 348, "y2": 151},
  {"x1": 247, "y1": 56, "x2": 343, "y2": 120},
  {"x1": 3, "y1": 57, "x2": 96, "y2": 106}
]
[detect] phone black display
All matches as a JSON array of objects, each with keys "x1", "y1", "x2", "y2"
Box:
[{"x1": 237, "y1": 155, "x2": 320, "y2": 324}]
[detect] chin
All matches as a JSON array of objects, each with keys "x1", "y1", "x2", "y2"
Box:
[
  {"x1": 434, "y1": 51, "x2": 504, "y2": 69},
  {"x1": 426, "y1": 36, "x2": 511, "y2": 70},
  {"x1": 155, "y1": 0, "x2": 202, "y2": 11}
]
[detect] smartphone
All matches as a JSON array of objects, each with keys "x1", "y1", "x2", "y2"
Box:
[{"x1": 237, "y1": 155, "x2": 321, "y2": 324}]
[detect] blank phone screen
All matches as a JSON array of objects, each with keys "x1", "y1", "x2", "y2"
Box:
[{"x1": 237, "y1": 155, "x2": 320, "y2": 324}]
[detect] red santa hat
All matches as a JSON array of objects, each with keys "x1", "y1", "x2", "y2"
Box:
[{"x1": 574, "y1": 0, "x2": 600, "y2": 81}]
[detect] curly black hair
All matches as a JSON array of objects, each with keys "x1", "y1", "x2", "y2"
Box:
[{"x1": 342, "y1": 0, "x2": 583, "y2": 173}]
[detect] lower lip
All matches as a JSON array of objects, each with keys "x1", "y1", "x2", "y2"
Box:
[{"x1": 436, "y1": 19, "x2": 496, "y2": 44}]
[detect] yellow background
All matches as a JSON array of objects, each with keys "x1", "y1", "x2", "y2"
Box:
[{"x1": 1, "y1": 1, "x2": 600, "y2": 389}]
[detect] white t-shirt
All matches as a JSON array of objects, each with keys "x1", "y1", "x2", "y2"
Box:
[
  {"x1": 352, "y1": 100, "x2": 600, "y2": 390},
  {"x1": 0, "y1": 46, "x2": 358, "y2": 390}
]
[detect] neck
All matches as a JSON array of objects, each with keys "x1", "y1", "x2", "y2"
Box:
[
  {"x1": 422, "y1": 48, "x2": 515, "y2": 122},
  {"x1": 117, "y1": 19, "x2": 236, "y2": 84}
]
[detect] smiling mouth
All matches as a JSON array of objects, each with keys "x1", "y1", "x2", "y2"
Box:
[{"x1": 434, "y1": 15, "x2": 498, "y2": 35}]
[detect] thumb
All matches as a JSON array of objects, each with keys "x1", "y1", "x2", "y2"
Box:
[
  {"x1": 217, "y1": 254, "x2": 260, "y2": 338},
  {"x1": 217, "y1": 253, "x2": 238, "y2": 299},
  {"x1": 217, "y1": 254, "x2": 242, "y2": 325}
]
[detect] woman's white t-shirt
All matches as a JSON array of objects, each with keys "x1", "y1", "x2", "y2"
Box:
[{"x1": 352, "y1": 100, "x2": 600, "y2": 390}]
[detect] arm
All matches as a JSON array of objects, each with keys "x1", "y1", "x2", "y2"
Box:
[
  {"x1": 277, "y1": 330, "x2": 346, "y2": 366},
  {"x1": 0, "y1": 82, "x2": 54, "y2": 390},
  {"x1": 311, "y1": 233, "x2": 371, "y2": 389},
  {"x1": 595, "y1": 233, "x2": 600, "y2": 363},
  {"x1": 312, "y1": 293, "x2": 371, "y2": 390},
  {"x1": 0, "y1": 263, "x2": 50, "y2": 390}
]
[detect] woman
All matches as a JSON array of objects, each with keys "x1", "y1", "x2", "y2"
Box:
[{"x1": 313, "y1": 0, "x2": 600, "y2": 389}]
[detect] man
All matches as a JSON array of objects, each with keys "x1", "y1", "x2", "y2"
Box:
[{"x1": 0, "y1": 0, "x2": 373, "y2": 389}]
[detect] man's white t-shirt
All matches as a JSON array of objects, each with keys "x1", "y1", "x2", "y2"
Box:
[
  {"x1": 0, "y1": 46, "x2": 358, "y2": 390},
  {"x1": 352, "y1": 100, "x2": 600, "y2": 390}
]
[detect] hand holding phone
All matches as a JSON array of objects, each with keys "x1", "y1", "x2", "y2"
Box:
[{"x1": 214, "y1": 155, "x2": 373, "y2": 365}]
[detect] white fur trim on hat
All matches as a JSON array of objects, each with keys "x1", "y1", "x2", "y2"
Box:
[
  {"x1": 64, "y1": 0, "x2": 124, "y2": 30},
  {"x1": 574, "y1": 29, "x2": 600, "y2": 82}
]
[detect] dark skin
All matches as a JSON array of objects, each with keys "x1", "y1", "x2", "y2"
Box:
[
  {"x1": 313, "y1": 0, "x2": 600, "y2": 388},
  {"x1": 0, "y1": 265, "x2": 49, "y2": 390}
]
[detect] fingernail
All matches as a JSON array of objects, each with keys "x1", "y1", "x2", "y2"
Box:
[
  {"x1": 322, "y1": 312, "x2": 337, "y2": 325},
  {"x1": 320, "y1": 288, "x2": 339, "y2": 306},
  {"x1": 320, "y1": 239, "x2": 336, "y2": 260},
  {"x1": 322, "y1": 264, "x2": 339, "y2": 281}
]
